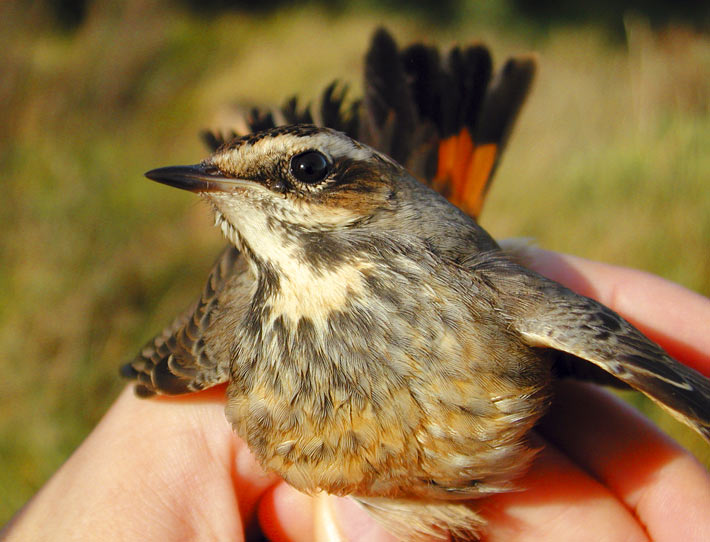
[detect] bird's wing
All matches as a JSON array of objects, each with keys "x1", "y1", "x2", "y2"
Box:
[
  {"x1": 121, "y1": 246, "x2": 250, "y2": 396},
  {"x1": 508, "y1": 273, "x2": 710, "y2": 443},
  {"x1": 202, "y1": 28, "x2": 535, "y2": 221}
]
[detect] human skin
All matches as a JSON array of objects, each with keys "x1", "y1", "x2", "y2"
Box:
[{"x1": 2, "y1": 250, "x2": 709, "y2": 541}]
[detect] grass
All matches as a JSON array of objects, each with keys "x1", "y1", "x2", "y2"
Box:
[{"x1": 1, "y1": 0, "x2": 708, "y2": 523}]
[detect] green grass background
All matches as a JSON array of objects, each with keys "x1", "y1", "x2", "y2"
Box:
[{"x1": 1, "y1": 0, "x2": 709, "y2": 523}]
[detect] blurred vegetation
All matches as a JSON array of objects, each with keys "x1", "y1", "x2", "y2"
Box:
[
  {"x1": 515, "y1": 0, "x2": 709, "y2": 37},
  {"x1": 1, "y1": 0, "x2": 709, "y2": 524},
  {"x1": 40, "y1": 0, "x2": 710, "y2": 32}
]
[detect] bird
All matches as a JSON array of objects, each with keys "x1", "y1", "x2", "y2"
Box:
[{"x1": 121, "y1": 29, "x2": 710, "y2": 541}]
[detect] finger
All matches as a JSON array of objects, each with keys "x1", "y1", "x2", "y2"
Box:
[
  {"x1": 526, "y1": 248, "x2": 710, "y2": 376},
  {"x1": 258, "y1": 483, "x2": 313, "y2": 542},
  {"x1": 480, "y1": 433, "x2": 649, "y2": 542},
  {"x1": 259, "y1": 486, "x2": 420, "y2": 542},
  {"x1": 326, "y1": 496, "x2": 400, "y2": 542},
  {"x1": 538, "y1": 380, "x2": 710, "y2": 542},
  {"x1": 4, "y1": 386, "x2": 279, "y2": 541},
  {"x1": 259, "y1": 484, "x2": 399, "y2": 542}
]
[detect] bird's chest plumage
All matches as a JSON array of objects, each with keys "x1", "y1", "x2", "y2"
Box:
[{"x1": 224, "y1": 254, "x2": 552, "y2": 498}]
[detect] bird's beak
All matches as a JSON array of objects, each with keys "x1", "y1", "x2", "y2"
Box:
[{"x1": 145, "y1": 164, "x2": 251, "y2": 193}]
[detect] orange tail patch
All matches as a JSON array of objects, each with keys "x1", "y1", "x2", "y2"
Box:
[{"x1": 435, "y1": 128, "x2": 498, "y2": 220}]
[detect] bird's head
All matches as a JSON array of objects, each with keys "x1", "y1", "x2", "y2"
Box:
[
  {"x1": 146, "y1": 125, "x2": 410, "y2": 259},
  {"x1": 149, "y1": 125, "x2": 401, "y2": 225},
  {"x1": 145, "y1": 124, "x2": 496, "y2": 281}
]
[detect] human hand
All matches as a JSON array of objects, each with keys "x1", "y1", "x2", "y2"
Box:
[{"x1": 3, "y1": 250, "x2": 709, "y2": 541}]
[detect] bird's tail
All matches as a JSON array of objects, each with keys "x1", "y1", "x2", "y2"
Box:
[{"x1": 361, "y1": 28, "x2": 536, "y2": 220}]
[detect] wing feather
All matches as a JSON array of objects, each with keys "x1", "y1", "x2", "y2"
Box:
[
  {"x1": 513, "y1": 280, "x2": 710, "y2": 442},
  {"x1": 121, "y1": 246, "x2": 249, "y2": 396}
]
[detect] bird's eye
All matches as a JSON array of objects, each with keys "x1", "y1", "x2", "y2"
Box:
[{"x1": 290, "y1": 150, "x2": 329, "y2": 184}]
